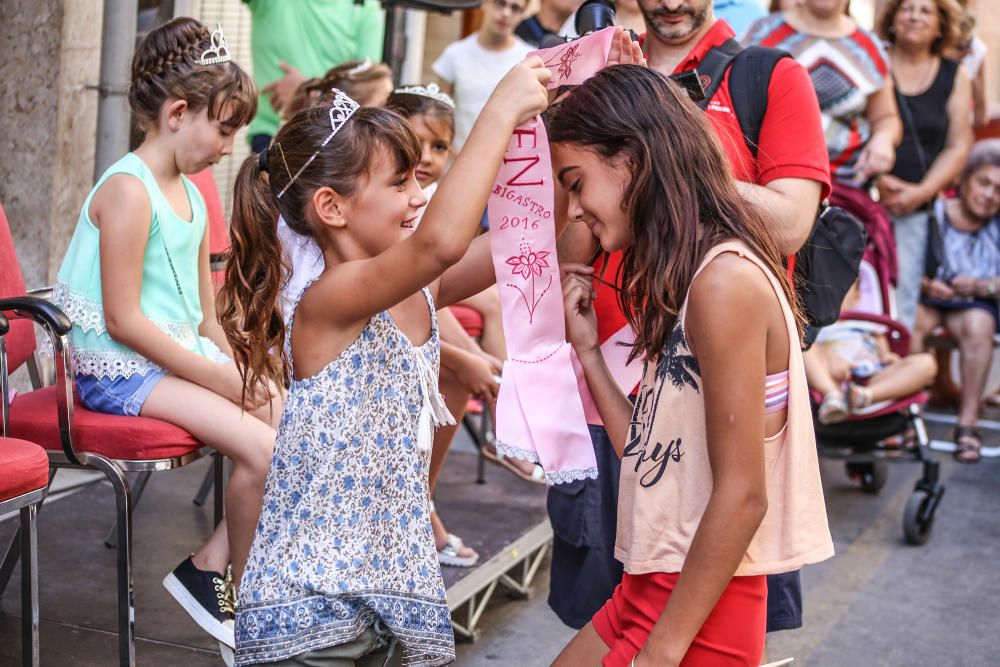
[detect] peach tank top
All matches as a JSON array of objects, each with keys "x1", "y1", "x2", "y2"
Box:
[{"x1": 614, "y1": 241, "x2": 835, "y2": 576}]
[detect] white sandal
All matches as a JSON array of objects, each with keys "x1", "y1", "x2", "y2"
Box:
[
  {"x1": 437, "y1": 533, "x2": 479, "y2": 568},
  {"x1": 429, "y1": 501, "x2": 479, "y2": 567},
  {"x1": 818, "y1": 391, "x2": 848, "y2": 425}
]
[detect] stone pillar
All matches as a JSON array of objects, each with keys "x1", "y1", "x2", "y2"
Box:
[{"x1": 0, "y1": 0, "x2": 103, "y2": 289}]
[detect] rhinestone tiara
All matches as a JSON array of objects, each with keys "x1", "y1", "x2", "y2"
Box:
[
  {"x1": 393, "y1": 82, "x2": 455, "y2": 109},
  {"x1": 198, "y1": 23, "x2": 231, "y2": 66},
  {"x1": 277, "y1": 88, "x2": 360, "y2": 199}
]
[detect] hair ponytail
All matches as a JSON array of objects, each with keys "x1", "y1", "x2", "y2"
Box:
[{"x1": 217, "y1": 155, "x2": 288, "y2": 403}]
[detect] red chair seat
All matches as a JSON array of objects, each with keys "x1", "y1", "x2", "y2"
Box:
[
  {"x1": 9, "y1": 387, "x2": 202, "y2": 461},
  {"x1": 0, "y1": 438, "x2": 49, "y2": 501},
  {"x1": 449, "y1": 304, "x2": 484, "y2": 338}
]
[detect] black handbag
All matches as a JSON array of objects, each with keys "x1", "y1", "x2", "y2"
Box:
[{"x1": 795, "y1": 203, "x2": 868, "y2": 347}]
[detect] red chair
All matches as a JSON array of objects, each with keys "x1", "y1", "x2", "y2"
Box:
[
  {"x1": 187, "y1": 168, "x2": 229, "y2": 288},
  {"x1": 1, "y1": 310, "x2": 49, "y2": 667},
  {"x1": 0, "y1": 202, "x2": 221, "y2": 666}
]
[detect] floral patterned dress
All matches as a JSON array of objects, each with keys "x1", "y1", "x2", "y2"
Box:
[{"x1": 235, "y1": 288, "x2": 455, "y2": 666}]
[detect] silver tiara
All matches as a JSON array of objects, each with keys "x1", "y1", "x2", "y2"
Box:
[
  {"x1": 393, "y1": 82, "x2": 454, "y2": 109},
  {"x1": 347, "y1": 59, "x2": 374, "y2": 76},
  {"x1": 198, "y1": 23, "x2": 231, "y2": 66},
  {"x1": 277, "y1": 89, "x2": 360, "y2": 199}
]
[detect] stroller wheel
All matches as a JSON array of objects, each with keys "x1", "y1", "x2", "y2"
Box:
[
  {"x1": 903, "y1": 490, "x2": 935, "y2": 545},
  {"x1": 846, "y1": 461, "x2": 887, "y2": 494}
]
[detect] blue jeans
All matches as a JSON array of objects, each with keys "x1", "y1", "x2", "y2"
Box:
[
  {"x1": 893, "y1": 209, "x2": 930, "y2": 332},
  {"x1": 76, "y1": 369, "x2": 167, "y2": 416}
]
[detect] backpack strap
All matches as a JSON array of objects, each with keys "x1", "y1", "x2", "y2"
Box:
[
  {"x1": 727, "y1": 45, "x2": 790, "y2": 159},
  {"x1": 692, "y1": 38, "x2": 743, "y2": 112}
]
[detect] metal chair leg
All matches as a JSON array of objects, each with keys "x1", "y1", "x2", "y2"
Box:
[
  {"x1": 20, "y1": 503, "x2": 39, "y2": 667},
  {"x1": 192, "y1": 465, "x2": 214, "y2": 507},
  {"x1": 91, "y1": 457, "x2": 135, "y2": 667},
  {"x1": 1, "y1": 470, "x2": 54, "y2": 598},
  {"x1": 105, "y1": 471, "x2": 151, "y2": 549},
  {"x1": 212, "y1": 452, "x2": 225, "y2": 527}
]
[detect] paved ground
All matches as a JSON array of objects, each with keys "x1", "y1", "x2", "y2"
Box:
[
  {"x1": 456, "y1": 414, "x2": 1000, "y2": 666},
  {"x1": 1, "y1": 411, "x2": 998, "y2": 665}
]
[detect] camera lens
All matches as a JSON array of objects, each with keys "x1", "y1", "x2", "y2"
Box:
[{"x1": 575, "y1": 0, "x2": 617, "y2": 36}]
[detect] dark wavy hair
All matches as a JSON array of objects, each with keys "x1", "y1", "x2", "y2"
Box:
[
  {"x1": 217, "y1": 94, "x2": 421, "y2": 401},
  {"x1": 129, "y1": 17, "x2": 256, "y2": 130},
  {"x1": 545, "y1": 65, "x2": 802, "y2": 363}
]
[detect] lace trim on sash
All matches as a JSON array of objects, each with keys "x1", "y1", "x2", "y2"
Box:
[
  {"x1": 495, "y1": 440, "x2": 540, "y2": 463},
  {"x1": 496, "y1": 440, "x2": 599, "y2": 484},
  {"x1": 545, "y1": 466, "x2": 599, "y2": 485}
]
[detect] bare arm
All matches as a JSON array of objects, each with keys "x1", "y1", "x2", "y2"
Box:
[
  {"x1": 301, "y1": 59, "x2": 550, "y2": 327},
  {"x1": 635, "y1": 258, "x2": 770, "y2": 666},
  {"x1": 95, "y1": 176, "x2": 251, "y2": 406},
  {"x1": 971, "y1": 63, "x2": 988, "y2": 128},
  {"x1": 196, "y1": 221, "x2": 233, "y2": 356},
  {"x1": 856, "y1": 78, "x2": 903, "y2": 181},
  {"x1": 734, "y1": 177, "x2": 823, "y2": 255},
  {"x1": 561, "y1": 264, "x2": 634, "y2": 455},
  {"x1": 437, "y1": 150, "x2": 575, "y2": 308}
]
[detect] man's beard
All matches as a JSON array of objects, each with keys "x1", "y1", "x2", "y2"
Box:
[{"x1": 639, "y1": 2, "x2": 709, "y2": 42}]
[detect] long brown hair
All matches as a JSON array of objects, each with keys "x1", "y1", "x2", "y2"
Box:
[
  {"x1": 545, "y1": 65, "x2": 802, "y2": 363},
  {"x1": 217, "y1": 93, "x2": 421, "y2": 401},
  {"x1": 129, "y1": 17, "x2": 256, "y2": 131}
]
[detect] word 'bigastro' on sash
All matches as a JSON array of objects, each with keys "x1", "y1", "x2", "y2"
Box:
[{"x1": 488, "y1": 28, "x2": 618, "y2": 485}]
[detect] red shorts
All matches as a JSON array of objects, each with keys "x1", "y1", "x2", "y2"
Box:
[{"x1": 592, "y1": 572, "x2": 767, "y2": 667}]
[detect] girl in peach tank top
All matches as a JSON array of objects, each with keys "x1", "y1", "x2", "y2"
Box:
[{"x1": 548, "y1": 66, "x2": 834, "y2": 667}]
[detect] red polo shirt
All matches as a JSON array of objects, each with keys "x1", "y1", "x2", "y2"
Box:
[
  {"x1": 669, "y1": 20, "x2": 830, "y2": 196},
  {"x1": 592, "y1": 20, "x2": 831, "y2": 353}
]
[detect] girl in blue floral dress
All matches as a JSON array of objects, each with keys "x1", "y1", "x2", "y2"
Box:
[{"x1": 218, "y1": 61, "x2": 550, "y2": 665}]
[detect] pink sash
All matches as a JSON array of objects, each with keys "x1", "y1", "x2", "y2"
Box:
[{"x1": 488, "y1": 28, "x2": 618, "y2": 485}]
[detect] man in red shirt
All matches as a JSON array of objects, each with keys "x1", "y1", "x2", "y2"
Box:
[{"x1": 547, "y1": 0, "x2": 832, "y2": 639}]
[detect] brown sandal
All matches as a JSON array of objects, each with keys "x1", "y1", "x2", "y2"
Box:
[{"x1": 954, "y1": 426, "x2": 982, "y2": 463}]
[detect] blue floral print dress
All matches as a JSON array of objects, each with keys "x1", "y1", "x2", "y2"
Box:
[{"x1": 235, "y1": 287, "x2": 456, "y2": 666}]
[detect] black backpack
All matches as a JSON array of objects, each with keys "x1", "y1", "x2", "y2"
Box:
[{"x1": 694, "y1": 39, "x2": 867, "y2": 346}]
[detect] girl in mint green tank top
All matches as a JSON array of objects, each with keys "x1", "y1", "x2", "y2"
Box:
[{"x1": 52, "y1": 17, "x2": 276, "y2": 653}]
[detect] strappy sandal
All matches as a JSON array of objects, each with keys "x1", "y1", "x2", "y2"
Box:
[
  {"x1": 846, "y1": 384, "x2": 874, "y2": 414},
  {"x1": 429, "y1": 500, "x2": 479, "y2": 567},
  {"x1": 954, "y1": 426, "x2": 983, "y2": 463},
  {"x1": 482, "y1": 444, "x2": 546, "y2": 485},
  {"x1": 437, "y1": 533, "x2": 480, "y2": 568},
  {"x1": 818, "y1": 391, "x2": 849, "y2": 425}
]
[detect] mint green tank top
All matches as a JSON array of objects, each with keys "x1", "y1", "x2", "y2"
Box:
[{"x1": 53, "y1": 153, "x2": 229, "y2": 379}]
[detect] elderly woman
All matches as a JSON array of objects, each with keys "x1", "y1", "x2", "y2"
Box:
[
  {"x1": 744, "y1": 0, "x2": 903, "y2": 188},
  {"x1": 913, "y1": 140, "x2": 1000, "y2": 463},
  {"x1": 877, "y1": 0, "x2": 973, "y2": 333}
]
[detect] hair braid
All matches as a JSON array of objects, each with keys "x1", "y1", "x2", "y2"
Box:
[{"x1": 128, "y1": 17, "x2": 257, "y2": 130}]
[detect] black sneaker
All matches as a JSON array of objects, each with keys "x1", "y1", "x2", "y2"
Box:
[{"x1": 162, "y1": 556, "x2": 235, "y2": 647}]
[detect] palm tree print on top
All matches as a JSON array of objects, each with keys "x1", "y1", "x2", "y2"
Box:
[
  {"x1": 624, "y1": 322, "x2": 700, "y2": 487},
  {"x1": 656, "y1": 322, "x2": 701, "y2": 392}
]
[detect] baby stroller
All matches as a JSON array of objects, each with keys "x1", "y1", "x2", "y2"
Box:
[{"x1": 809, "y1": 191, "x2": 945, "y2": 546}]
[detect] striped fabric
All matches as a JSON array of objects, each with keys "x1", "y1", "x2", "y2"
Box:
[
  {"x1": 765, "y1": 370, "x2": 791, "y2": 414},
  {"x1": 743, "y1": 14, "x2": 890, "y2": 183}
]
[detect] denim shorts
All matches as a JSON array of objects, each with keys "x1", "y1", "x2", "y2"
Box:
[
  {"x1": 766, "y1": 570, "x2": 803, "y2": 632},
  {"x1": 76, "y1": 369, "x2": 168, "y2": 417}
]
